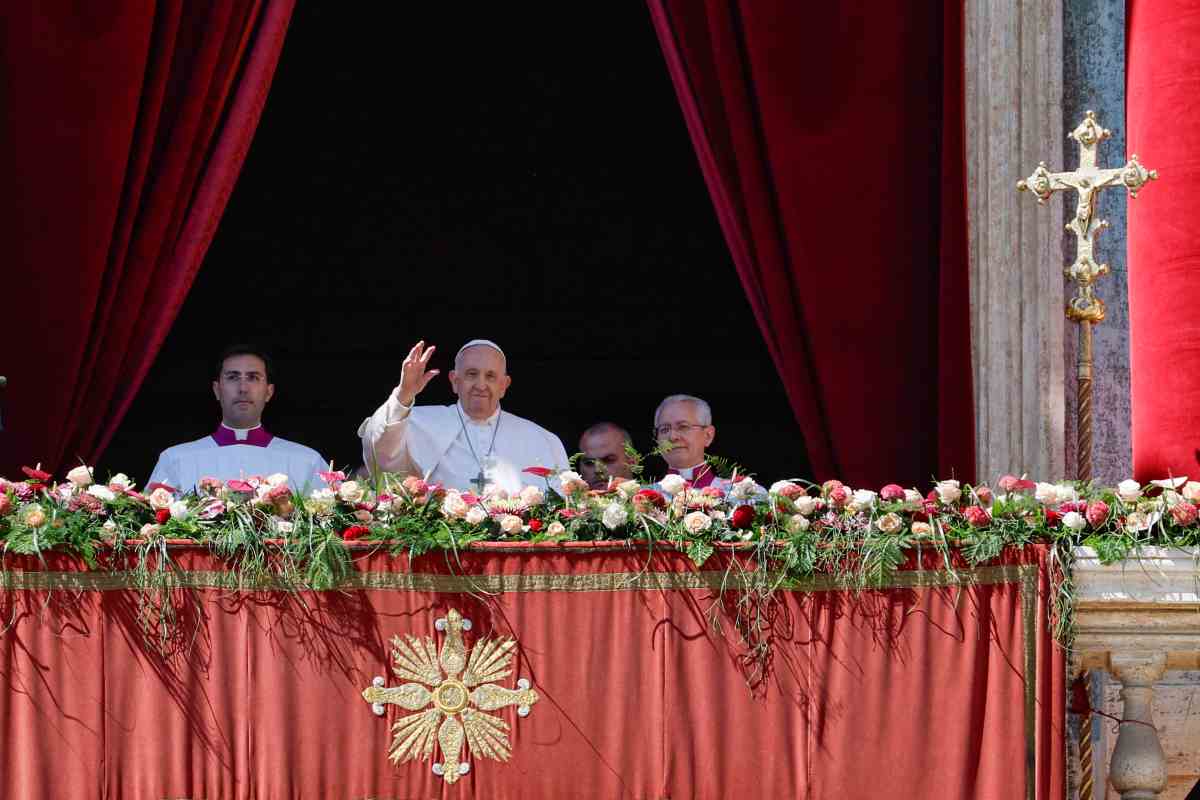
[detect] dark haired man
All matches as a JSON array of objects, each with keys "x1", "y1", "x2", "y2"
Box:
[
  {"x1": 578, "y1": 422, "x2": 634, "y2": 489},
  {"x1": 147, "y1": 345, "x2": 327, "y2": 493}
]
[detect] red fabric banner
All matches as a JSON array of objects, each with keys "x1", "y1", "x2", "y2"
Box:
[
  {"x1": 1127, "y1": 0, "x2": 1200, "y2": 481},
  {"x1": 0, "y1": 0, "x2": 293, "y2": 477},
  {"x1": 646, "y1": 0, "x2": 976, "y2": 488},
  {"x1": 0, "y1": 544, "x2": 1064, "y2": 798}
]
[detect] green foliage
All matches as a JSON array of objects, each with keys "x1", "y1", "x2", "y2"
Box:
[{"x1": 686, "y1": 538, "x2": 715, "y2": 567}]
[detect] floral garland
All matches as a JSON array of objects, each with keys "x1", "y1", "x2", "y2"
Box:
[{"x1": 3, "y1": 464, "x2": 1199, "y2": 646}]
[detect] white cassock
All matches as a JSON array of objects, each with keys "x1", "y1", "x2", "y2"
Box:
[
  {"x1": 148, "y1": 424, "x2": 327, "y2": 493},
  {"x1": 358, "y1": 396, "x2": 569, "y2": 494}
]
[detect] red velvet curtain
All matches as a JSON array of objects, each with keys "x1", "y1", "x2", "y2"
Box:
[
  {"x1": 1127, "y1": 0, "x2": 1200, "y2": 481},
  {"x1": 0, "y1": 544, "x2": 1064, "y2": 798},
  {"x1": 0, "y1": 0, "x2": 294, "y2": 476},
  {"x1": 648, "y1": 1, "x2": 975, "y2": 488}
]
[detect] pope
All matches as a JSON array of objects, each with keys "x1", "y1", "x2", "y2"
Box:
[{"x1": 358, "y1": 339, "x2": 569, "y2": 494}]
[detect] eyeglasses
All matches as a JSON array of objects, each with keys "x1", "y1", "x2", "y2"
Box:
[{"x1": 654, "y1": 422, "x2": 708, "y2": 438}]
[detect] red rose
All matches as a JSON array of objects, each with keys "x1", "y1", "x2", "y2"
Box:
[
  {"x1": 633, "y1": 489, "x2": 667, "y2": 512},
  {"x1": 1044, "y1": 508, "x2": 1062, "y2": 526},
  {"x1": 529, "y1": 519, "x2": 544, "y2": 532},
  {"x1": 1085, "y1": 501, "x2": 1109, "y2": 528},
  {"x1": 1060, "y1": 500, "x2": 1085, "y2": 514},
  {"x1": 730, "y1": 505, "x2": 755, "y2": 530},
  {"x1": 341, "y1": 525, "x2": 370, "y2": 540},
  {"x1": 155, "y1": 508, "x2": 170, "y2": 524},
  {"x1": 880, "y1": 484, "x2": 906, "y2": 501},
  {"x1": 21, "y1": 465, "x2": 52, "y2": 482},
  {"x1": 522, "y1": 466, "x2": 554, "y2": 477},
  {"x1": 963, "y1": 506, "x2": 991, "y2": 528},
  {"x1": 1170, "y1": 502, "x2": 1198, "y2": 526}
]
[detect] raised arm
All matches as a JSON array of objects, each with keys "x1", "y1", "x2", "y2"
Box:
[{"x1": 357, "y1": 341, "x2": 440, "y2": 474}]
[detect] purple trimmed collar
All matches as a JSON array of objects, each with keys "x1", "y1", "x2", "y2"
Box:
[{"x1": 211, "y1": 424, "x2": 274, "y2": 448}]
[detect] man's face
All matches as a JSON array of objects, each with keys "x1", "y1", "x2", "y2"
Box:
[
  {"x1": 449, "y1": 346, "x2": 511, "y2": 420},
  {"x1": 655, "y1": 400, "x2": 715, "y2": 469},
  {"x1": 212, "y1": 354, "x2": 274, "y2": 429},
  {"x1": 579, "y1": 429, "x2": 634, "y2": 488}
]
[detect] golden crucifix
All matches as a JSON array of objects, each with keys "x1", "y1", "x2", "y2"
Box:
[{"x1": 1018, "y1": 111, "x2": 1157, "y2": 482}]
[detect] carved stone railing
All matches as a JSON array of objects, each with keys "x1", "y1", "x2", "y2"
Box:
[{"x1": 1073, "y1": 547, "x2": 1200, "y2": 799}]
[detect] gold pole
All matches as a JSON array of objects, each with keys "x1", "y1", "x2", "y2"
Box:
[{"x1": 1077, "y1": 321, "x2": 1093, "y2": 483}]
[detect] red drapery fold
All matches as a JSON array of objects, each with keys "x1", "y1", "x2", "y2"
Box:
[
  {"x1": 0, "y1": 0, "x2": 294, "y2": 476},
  {"x1": 0, "y1": 544, "x2": 1064, "y2": 798},
  {"x1": 647, "y1": 0, "x2": 975, "y2": 488},
  {"x1": 1126, "y1": 0, "x2": 1200, "y2": 481}
]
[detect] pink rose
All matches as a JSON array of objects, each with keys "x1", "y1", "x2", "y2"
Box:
[
  {"x1": 828, "y1": 485, "x2": 851, "y2": 508},
  {"x1": 880, "y1": 484, "x2": 906, "y2": 502},
  {"x1": 974, "y1": 486, "x2": 994, "y2": 505},
  {"x1": 401, "y1": 476, "x2": 429, "y2": 497},
  {"x1": 0, "y1": 495, "x2": 10, "y2": 516},
  {"x1": 963, "y1": 506, "x2": 991, "y2": 528},
  {"x1": 1085, "y1": 501, "x2": 1109, "y2": 528},
  {"x1": 1170, "y1": 502, "x2": 1198, "y2": 526}
]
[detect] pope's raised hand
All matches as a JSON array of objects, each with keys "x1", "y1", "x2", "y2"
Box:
[{"x1": 395, "y1": 341, "x2": 440, "y2": 407}]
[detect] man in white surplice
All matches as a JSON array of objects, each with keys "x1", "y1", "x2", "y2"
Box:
[{"x1": 358, "y1": 339, "x2": 569, "y2": 494}]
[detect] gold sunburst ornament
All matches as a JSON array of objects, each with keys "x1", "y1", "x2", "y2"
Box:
[{"x1": 362, "y1": 609, "x2": 539, "y2": 784}]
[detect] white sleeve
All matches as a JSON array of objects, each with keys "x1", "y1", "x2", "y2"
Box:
[{"x1": 357, "y1": 392, "x2": 416, "y2": 473}]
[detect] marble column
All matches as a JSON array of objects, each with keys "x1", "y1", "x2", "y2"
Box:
[{"x1": 966, "y1": 0, "x2": 1066, "y2": 484}]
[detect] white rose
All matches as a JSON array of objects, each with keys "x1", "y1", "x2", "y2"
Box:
[
  {"x1": 876, "y1": 512, "x2": 903, "y2": 534},
  {"x1": 1055, "y1": 483, "x2": 1079, "y2": 503},
  {"x1": 911, "y1": 521, "x2": 933, "y2": 536},
  {"x1": 266, "y1": 473, "x2": 290, "y2": 487},
  {"x1": 338, "y1": 481, "x2": 364, "y2": 503},
  {"x1": 465, "y1": 506, "x2": 488, "y2": 526},
  {"x1": 148, "y1": 487, "x2": 174, "y2": 510},
  {"x1": 1034, "y1": 482, "x2": 1060, "y2": 506},
  {"x1": 659, "y1": 474, "x2": 686, "y2": 495},
  {"x1": 935, "y1": 480, "x2": 961, "y2": 504},
  {"x1": 87, "y1": 485, "x2": 116, "y2": 502},
  {"x1": 1124, "y1": 510, "x2": 1149, "y2": 533},
  {"x1": 1062, "y1": 511, "x2": 1087, "y2": 531},
  {"x1": 770, "y1": 480, "x2": 798, "y2": 495},
  {"x1": 108, "y1": 473, "x2": 134, "y2": 491},
  {"x1": 730, "y1": 478, "x2": 758, "y2": 500},
  {"x1": 708, "y1": 509, "x2": 726, "y2": 522},
  {"x1": 66, "y1": 465, "x2": 94, "y2": 487},
  {"x1": 558, "y1": 471, "x2": 587, "y2": 496},
  {"x1": 1116, "y1": 479, "x2": 1142, "y2": 503},
  {"x1": 850, "y1": 489, "x2": 878, "y2": 512},
  {"x1": 1150, "y1": 476, "x2": 1188, "y2": 490},
  {"x1": 102, "y1": 519, "x2": 117, "y2": 533},
  {"x1": 786, "y1": 514, "x2": 810, "y2": 533},
  {"x1": 273, "y1": 519, "x2": 294, "y2": 534},
  {"x1": 1162, "y1": 489, "x2": 1183, "y2": 508},
  {"x1": 519, "y1": 485, "x2": 546, "y2": 507},
  {"x1": 904, "y1": 489, "x2": 923, "y2": 504},
  {"x1": 1182, "y1": 481, "x2": 1200, "y2": 502},
  {"x1": 499, "y1": 514, "x2": 524, "y2": 535},
  {"x1": 55, "y1": 483, "x2": 74, "y2": 502},
  {"x1": 441, "y1": 491, "x2": 469, "y2": 519},
  {"x1": 683, "y1": 510, "x2": 712, "y2": 534},
  {"x1": 616, "y1": 480, "x2": 640, "y2": 500},
  {"x1": 168, "y1": 500, "x2": 189, "y2": 519},
  {"x1": 139, "y1": 523, "x2": 161, "y2": 538},
  {"x1": 602, "y1": 503, "x2": 628, "y2": 530},
  {"x1": 794, "y1": 496, "x2": 817, "y2": 516},
  {"x1": 547, "y1": 521, "x2": 566, "y2": 536}
]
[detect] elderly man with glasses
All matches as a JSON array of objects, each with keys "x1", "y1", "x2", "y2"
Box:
[{"x1": 652, "y1": 394, "x2": 723, "y2": 489}]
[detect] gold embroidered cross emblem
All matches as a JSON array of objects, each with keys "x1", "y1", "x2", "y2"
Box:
[{"x1": 362, "y1": 609, "x2": 539, "y2": 784}]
